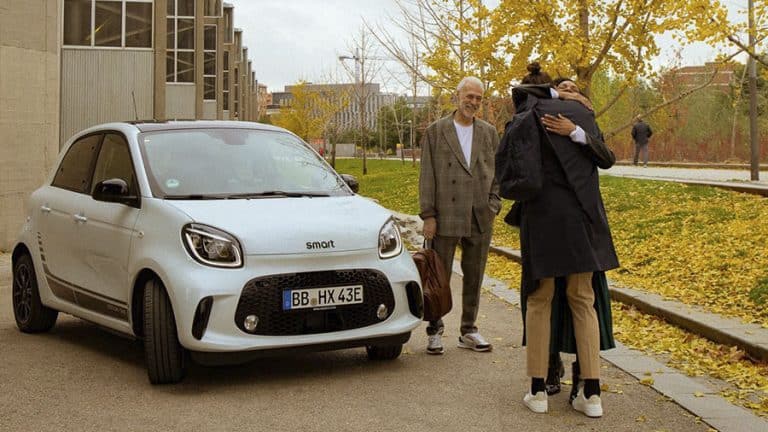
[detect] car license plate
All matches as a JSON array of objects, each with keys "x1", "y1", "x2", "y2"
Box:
[{"x1": 282, "y1": 285, "x2": 364, "y2": 310}]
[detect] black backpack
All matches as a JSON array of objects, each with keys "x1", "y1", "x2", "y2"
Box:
[{"x1": 495, "y1": 89, "x2": 544, "y2": 201}]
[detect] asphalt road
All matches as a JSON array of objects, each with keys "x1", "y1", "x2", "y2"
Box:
[{"x1": 0, "y1": 253, "x2": 710, "y2": 432}]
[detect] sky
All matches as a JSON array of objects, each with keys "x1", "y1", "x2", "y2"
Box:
[{"x1": 227, "y1": 0, "x2": 748, "y2": 95}]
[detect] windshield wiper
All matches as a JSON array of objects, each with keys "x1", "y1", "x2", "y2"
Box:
[
  {"x1": 225, "y1": 191, "x2": 331, "y2": 199},
  {"x1": 163, "y1": 194, "x2": 229, "y2": 200}
]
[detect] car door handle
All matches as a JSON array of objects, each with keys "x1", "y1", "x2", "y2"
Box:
[
  {"x1": 40, "y1": 205, "x2": 51, "y2": 213},
  {"x1": 73, "y1": 214, "x2": 88, "y2": 223}
]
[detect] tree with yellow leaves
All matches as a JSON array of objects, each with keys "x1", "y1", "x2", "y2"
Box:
[
  {"x1": 374, "y1": 0, "x2": 732, "y2": 128},
  {"x1": 271, "y1": 82, "x2": 350, "y2": 143}
]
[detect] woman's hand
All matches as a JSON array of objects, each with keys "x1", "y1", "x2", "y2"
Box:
[
  {"x1": 559, "y1": 90, "x2": 593, "y2": 111},
  {"x1": 541, "y1": 114, "x2": 577, "y2": 136}
]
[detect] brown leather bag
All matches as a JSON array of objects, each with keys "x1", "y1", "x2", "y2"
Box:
[{"x1": 412, "y1": 243, "x2": 452, "y2": 322}]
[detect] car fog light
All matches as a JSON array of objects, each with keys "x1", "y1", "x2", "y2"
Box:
[
  {"x1": 377, "y1": 304, "x2": 388, "y2": 320},
  {"x1": 244, "y1": 315, "x2": 259, "y2": 332}
]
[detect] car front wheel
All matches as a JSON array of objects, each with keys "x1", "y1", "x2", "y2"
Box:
[
  {"x1": 143, "y1": 278, "x2": 186, "y2": 384},
  {"x1": 12, "y1": 254, "x2": 58, "y2": 333},
  {"x1": 366, "y1": 344, "x2": 403, "y2": 360}
]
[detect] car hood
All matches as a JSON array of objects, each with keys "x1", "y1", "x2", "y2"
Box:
[{"x1": 166, "y1": 196, "x2": 394, "y2": 255}]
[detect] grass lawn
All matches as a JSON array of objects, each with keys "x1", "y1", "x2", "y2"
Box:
[{"x1": 335, "y1": 159, "x2": 768, "y2": 327}]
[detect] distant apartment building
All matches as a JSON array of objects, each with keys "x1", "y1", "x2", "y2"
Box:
[
  {"x1": 256, "y1": 82, "x2": 269, "y2": 119},
  {"x1": 663, "y1": 62, "x2": 736, "y2": 94},
  {"x1": 277, "y1": 82, "x2": 398, "y2": 132},
  {"x1": 0, "y1": 0, "x2": 264, "y2": 250}
]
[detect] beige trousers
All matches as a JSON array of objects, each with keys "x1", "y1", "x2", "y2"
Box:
[{"x1": 526, "y1": 272, "x2": 601, "y2": 379}]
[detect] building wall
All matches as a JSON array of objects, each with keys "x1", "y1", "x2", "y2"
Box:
[
  {"x1": 202, "y1": 100, "x2": 216, "y2": 119},
  {"x1": 60, "y1": 49, "x2": 154, "y2": 145},
  {"x1": 0, "y1": 0, "x2": 61, "y2": 251},
  {"x1": 166, "y1": 83, "x2": 196, "y2": 119}
]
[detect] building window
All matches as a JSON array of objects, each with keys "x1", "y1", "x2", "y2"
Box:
[
  {"x1": 125, "y1": 2, "x2": 152, "y2": 47},
  {"x1": 167, "y1": 0, "x2": 195, "y2": 83},
  {"x1": 203, "y1": 25, "x2": 216, "y2": 100},
  {"x1": 223, "y1": 50, "x2": 230, "y2": 110},
  {"x1": 63, "y1": 0, "x2": 152, "y2": 48},
  {"x1": 63, "y1": 0, "x2": 91, "y2": 46},
  {"x1": 234, "y1": 69, "x2": 239, "y2": 118},
  {"x1": 94, "y1": 1, "x2": 122, "y2": 46},
  {"x1": 223, "y1": 7, "x2": 234, "y2": 44},
  {"x1": 204, "y1": 0, "x2": 222, "y2": 17}
]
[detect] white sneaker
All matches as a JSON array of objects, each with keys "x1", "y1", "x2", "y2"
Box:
[
  {"x1": 523, "y1": 391, "x2": 548, "y2": 413},
  {"x1": 572, "y1": 388, "x2": 603, "y2": 418},
  {"x1": 426, "y1": 334, "x2": 444, "y2": 355},
  {"x1": 457, "y1": 332, "x2": 492, "y2": 352}
]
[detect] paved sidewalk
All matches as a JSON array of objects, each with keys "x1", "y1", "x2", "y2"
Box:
[{"x1": 605, "y1": 165, "x2": 768, "y2": 186}]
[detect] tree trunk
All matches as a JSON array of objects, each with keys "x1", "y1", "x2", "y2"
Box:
[{"x1": 576, "y1": 0, "x2": 592, "y2": 97}]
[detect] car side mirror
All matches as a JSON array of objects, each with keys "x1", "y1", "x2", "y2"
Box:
[
  {"x1": 93, "y1": 178, "x2": 139, "y2": 206},
  {"x1": 340, "y1": 174, "x2": 359, "y2": 193}
]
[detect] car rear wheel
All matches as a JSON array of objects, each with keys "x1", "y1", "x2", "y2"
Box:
[
  {"x1": 366, "y1": 343, "x2": 403, "y2": 360},
  {"x1": 12, "y1": 254, "x2": 58, "y2": 333},
  {"x1": 143, "y1": 278, "x2": 186, "y2": 384}
]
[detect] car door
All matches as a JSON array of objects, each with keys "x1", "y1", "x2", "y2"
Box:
[
  {"x1": 75, "y1": 132, "x2": 141, "y2": 318},
  {"x1": 37, "y1": 133, "x2": 102, "y2": 297}
]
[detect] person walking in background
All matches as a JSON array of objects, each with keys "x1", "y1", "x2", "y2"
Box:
[
  {"x1": 631, "y1": 116, "x2": 653, "y2": 166},
  {"x1": 419, "y1": 76, "x2": 501, "y2": 355}
]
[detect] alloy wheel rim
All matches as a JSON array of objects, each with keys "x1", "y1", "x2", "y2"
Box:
[{"x1": 13, "y1": 263, "x2": 33, "y2": 324}]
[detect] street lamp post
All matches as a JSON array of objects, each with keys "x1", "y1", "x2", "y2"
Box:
[
  {"x1": 339, "y1": 49, "x2": 368, "y2": 175},
  {"x1": 406, "y1": 119, "x2": 412, "y2": 164}
]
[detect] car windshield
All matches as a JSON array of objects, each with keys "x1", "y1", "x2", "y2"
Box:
[{"x1": 138, "y1": 128, "x2": 350, "y2": 198}]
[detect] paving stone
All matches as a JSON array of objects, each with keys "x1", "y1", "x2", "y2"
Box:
[
  {"x1": 601, "y1": 353, "x2": 672, "y2": 375},
  {"x1": 702, "y1": 413, "x2": 768, "y2": 432},
  {"x1": 649, "y1": 373, "x2": 714, "y2": 398},
  {"x1": 674, "y1": 394, "x2": 757, "y2": 422}
]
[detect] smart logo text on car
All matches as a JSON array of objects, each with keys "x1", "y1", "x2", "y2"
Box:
[{"x1": 306, "y1": 240, "x2": 336, "y2": 250}]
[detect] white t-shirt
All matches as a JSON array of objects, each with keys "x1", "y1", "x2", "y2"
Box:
[{"x1": 453, "y1": 120, "x2": 473, "y2": 166}]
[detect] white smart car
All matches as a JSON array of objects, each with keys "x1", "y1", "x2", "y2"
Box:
[{"x1": 11, "y1": 121, "x2": 423, "y2": 384}]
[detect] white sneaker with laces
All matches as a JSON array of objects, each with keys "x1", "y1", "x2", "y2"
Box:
[
  {"x1": 426, "y1": 334, "x2": 444, "y2": 355},
  {"x1": 457, "y1": 332, "x2": 492, "y2": 352},
  {"x1": 523, "y1": 391, "x2": 548, "y2": 413},
  {"x1": 572, "y1": 388, "x2": 603, "y2": 418}
]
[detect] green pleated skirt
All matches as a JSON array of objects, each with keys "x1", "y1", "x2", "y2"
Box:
[{"x1": 521, "y1": 271, "x2": 616, "y2": 354}]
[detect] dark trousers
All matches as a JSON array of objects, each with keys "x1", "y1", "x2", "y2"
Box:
[
  {"x1": 426, "y1": 214, "x2": 492, "y2": 336},
  {"x1": 633, "y1": 143, "x2": 649, "y2": 166}
]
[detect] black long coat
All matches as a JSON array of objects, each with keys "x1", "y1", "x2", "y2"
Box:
[{"x1": 517, "y1": 98, "x2": 620, "y2": 282}]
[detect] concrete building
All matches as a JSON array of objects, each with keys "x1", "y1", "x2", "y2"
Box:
[
  {"x1": 0, "y1": 0, "x2": 263, "y2": 251},
  {"x1": 1, "y1": 0, "x2": 61, "y2": 252},
  {"x1": 60, "y1": 0, "x2": 261, "y2": 143}
]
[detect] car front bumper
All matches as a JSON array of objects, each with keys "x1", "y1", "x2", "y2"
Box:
[{"x1": 166, "y1": 248, "x2": 423, "y2": 352}]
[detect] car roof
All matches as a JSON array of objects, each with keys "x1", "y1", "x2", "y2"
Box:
[{"x1": 126, "y1": 120, "x2": 288, "y2": 134}]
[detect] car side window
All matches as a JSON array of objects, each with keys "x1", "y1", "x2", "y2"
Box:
[
  {"x1": 52, "y1": 134, "x2": 102, "y2": 193},
  {"x1": 91, "y1": 133, "x2": 136, "y2": 195}
]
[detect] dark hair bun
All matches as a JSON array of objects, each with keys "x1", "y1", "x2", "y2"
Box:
[{"x1": 527, "y1": 62, "x2": 541, "y2": 75}]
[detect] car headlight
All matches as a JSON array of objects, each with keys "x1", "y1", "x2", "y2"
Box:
[
  {"x1": 182, "y1": 223, "x2": 243, "y2": 268},
  {"x1": 378, "y1": 218, "x2": 403, "y2": 259}
]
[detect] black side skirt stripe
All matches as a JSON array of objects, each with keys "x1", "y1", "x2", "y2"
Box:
[{"x1": 45, "y1": 274, "x2": 129, "y2": 322}]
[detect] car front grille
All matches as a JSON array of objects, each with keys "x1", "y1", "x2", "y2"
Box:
[{"x1": 234, "y1": 269, "x2": 396, "y2": 336}]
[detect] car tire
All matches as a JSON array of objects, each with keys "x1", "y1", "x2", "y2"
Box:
[
  {"x1": 366, "y1": 344, "x2": 403, "y2": 361},
  {"x1": 12, "y1": 254, "x2": 58, "y2": 333},
  {"x1": 143, "y1": 278, "x2": 186, "y2": 384}
]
